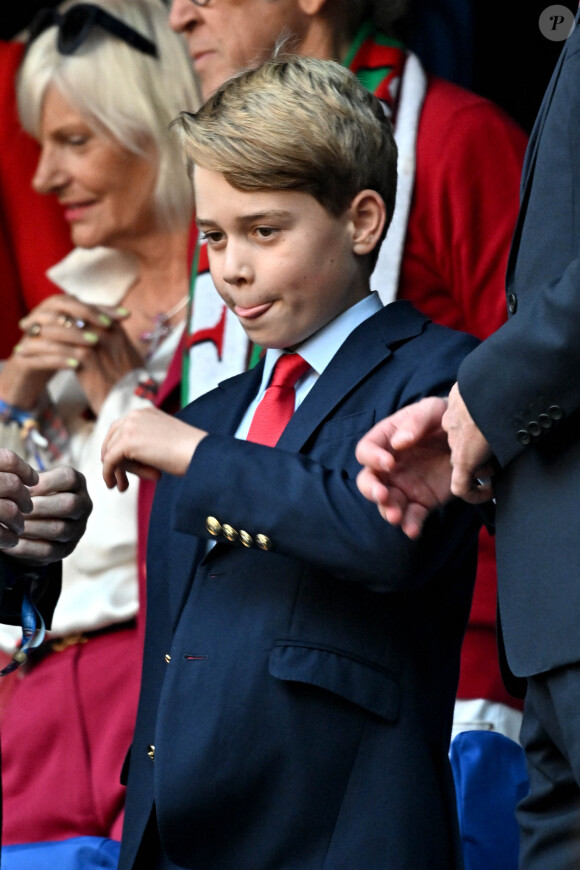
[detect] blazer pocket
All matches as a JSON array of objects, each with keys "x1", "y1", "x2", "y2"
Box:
[{"x1": 269, "y1": 641, "x2": 400, "y2": 722}]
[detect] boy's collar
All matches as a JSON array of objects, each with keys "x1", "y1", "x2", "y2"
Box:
[{"x1": 260, "y1": 292, "x2": 382, "y2": 388}]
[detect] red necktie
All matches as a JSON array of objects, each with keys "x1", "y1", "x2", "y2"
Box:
[{"x1": 246, "y1": 353, "x2": 310, "y2": 447}]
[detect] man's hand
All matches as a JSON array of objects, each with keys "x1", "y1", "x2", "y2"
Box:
[
  {"x1": 0, "y1": 448, "x2": 39, "y2": 549},
  {"x1": 8, "y1": 465, "x2": 93, "y2": 566},
  {"x1": 355, "y1": 397, "x2": 454, "y2": 538},
  {"x1": 442, "y1": 383, "x2": 495, "y2": 503},
  {"x1": 101, "y1": 406, "x2": 207, "y2": 491}
]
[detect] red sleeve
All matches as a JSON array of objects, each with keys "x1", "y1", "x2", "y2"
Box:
[
  {"x1": 399, "y1": 75, "x2": 528, "y2": 341},
  {"x1": 0, "y1": 41, "x2": 71, "y2": 356}
]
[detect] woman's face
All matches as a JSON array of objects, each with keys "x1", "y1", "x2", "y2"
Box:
[{"x1": 33, "y1": 84, "x2": 159, "y2": 251}]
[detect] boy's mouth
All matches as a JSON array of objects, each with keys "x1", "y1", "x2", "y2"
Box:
[{"x1": 234, "y1": 302, "x2": 273, "y2": 320}]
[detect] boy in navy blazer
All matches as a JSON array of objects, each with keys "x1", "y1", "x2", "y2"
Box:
[{"x1": 102, "y1": 56, "x2": 481, "y2": 870}]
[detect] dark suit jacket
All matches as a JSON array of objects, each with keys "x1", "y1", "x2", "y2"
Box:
[
  {"x1": 119, "y1": 301, "x2": 480, "y2": 870},
  {"x1": 458, "y1": 12, "x2": 580, "y2": 680}
]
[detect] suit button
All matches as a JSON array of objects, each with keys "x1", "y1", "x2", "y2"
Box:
[
  {"x1": 256, "y1": 534, "x2": 272, "y2": 551},
  {"x1": 507, "y1": 293, "x2": 518, "y2": 315},
  {"x1": 548, "y1": 404, "x2": 563, "y2": 421},
  {"x1": 147, "y1": 745, "x2": 155, "y2": 761},
  {"x1": 165, "y1": 653, "x2": 171, "y2": 663},
  {"x1": 517, "y1": 429, "x2": 531, "y2": 445},
  {"x1": 206, "y1": 516, "x2": 222, "y2": 536},
  {"x1": 538, "y1": 413, "x2": 552, "y2": 429},
  {"x1": 528, "y1": 421, "x2": 541, "y2": 438},
  {"x1": 222, "y1": 524, "x2": 239, "y2": 543},
  {"x1": 239, "y1": 530, "x2": 254, "y2": 548}
]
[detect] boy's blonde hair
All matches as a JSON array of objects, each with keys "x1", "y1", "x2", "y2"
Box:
[
  {"x1": 172, "y1": 55, "x2": 397, "y2": 258},
  {"x1": 18, "y1": 0, "x2": 200, "y2": 232}
]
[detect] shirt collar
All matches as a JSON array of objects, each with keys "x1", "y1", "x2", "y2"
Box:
[{"x1": 258, "y1": 292, "x2": 382, "y2": 391}]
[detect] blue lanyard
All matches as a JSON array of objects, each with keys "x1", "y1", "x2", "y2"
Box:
[{"x1": 0, "y1": 574, "x2": 47, "y2": 675}]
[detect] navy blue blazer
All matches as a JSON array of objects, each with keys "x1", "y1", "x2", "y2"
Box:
[
  {"x1": 119, "y1": 301, "x2": 480, "y2": 870},
  {"x1": 459, "y1": 12, "x2": 580, "y2": 680}
]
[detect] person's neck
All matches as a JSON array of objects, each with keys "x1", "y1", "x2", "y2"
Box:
[
  {"x1": 297, "y1": 13, "x2": 354, "y2": 63},
  {"x1": 117, "y1": 225, "x2": 191, "y2": 351},
  {"x1": 119, "y1": 225, "x2": 190, "y2": 304}
]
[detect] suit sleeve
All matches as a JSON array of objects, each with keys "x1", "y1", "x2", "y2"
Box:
[
  {"x1": 172, "y1": 327, "x2": 481, "y2": 594},
  {"x1": 458, "y1": 256, "x2": 580, "y2": 468},
  {"x1": 175, "y1": 436, "x2": 478, "y2": 593}
]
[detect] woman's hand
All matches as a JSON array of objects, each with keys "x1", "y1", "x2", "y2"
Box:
[{"x1": 3, "y1": 294, "x2": 137, "y2": 414}]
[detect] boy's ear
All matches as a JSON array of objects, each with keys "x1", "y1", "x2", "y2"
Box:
[{"x1": 350, "y1": 190, "x2": 387, "y2": 257}]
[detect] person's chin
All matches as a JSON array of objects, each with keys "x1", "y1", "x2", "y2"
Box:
[
  {"x1": 199, "y1": 60, "x2": 239, "y2": 101},
  {"x1": 70, "y1": 228, "x2": 103, "y2": 249}
]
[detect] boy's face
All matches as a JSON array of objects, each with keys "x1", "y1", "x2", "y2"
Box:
[{"x1": 194, "y1": 167, "x2": 371, "y2": 350}]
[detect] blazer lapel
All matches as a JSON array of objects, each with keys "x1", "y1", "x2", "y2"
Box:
[
  {"x1": 278, "y1": 301, "x2": 428, "y2": 451},
  {"x1": 183, "y1": 362, "x2": 264, "y2": 434}
]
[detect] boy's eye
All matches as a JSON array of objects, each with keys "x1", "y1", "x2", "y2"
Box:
[
  {"x1": 200, "y1": 230, "x2": 224, "y2": 244},
  {"x1": 255, "y1": 226, "x2": 278, "y2": 239}
]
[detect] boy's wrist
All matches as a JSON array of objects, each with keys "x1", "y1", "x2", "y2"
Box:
[{"x1": 171, "y1": 425, "x2": 208, "y2": 476}]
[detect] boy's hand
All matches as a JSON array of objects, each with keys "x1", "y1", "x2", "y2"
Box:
[
  {"x1": 356, "y1": 391, "x2": 497, "y2": 538},
  {"x1": 355, "y1": 397, "x2": 454, "y2": 539},
  {"x1": 101, "y1": 407, "x2": 207, "y2": 491}
]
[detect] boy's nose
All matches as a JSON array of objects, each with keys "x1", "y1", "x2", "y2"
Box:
[{"x1": 223, "y1": 246, "x2": 253, "y2": 286}]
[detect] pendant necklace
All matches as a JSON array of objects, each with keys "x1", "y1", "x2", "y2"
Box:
[{"x1": 139, "y1": 293, "x2": 189, "y2": 359}]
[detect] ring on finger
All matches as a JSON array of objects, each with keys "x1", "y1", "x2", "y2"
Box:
[
  {"x1": 27, "y1": 322, "x2": 42, "y2": 337},
  {"x1": 58, "y1": 314, "x2": 86, "y2": 330},
  {"x1": 58, "y1": 314, "x2": 87, "y2": 329}
]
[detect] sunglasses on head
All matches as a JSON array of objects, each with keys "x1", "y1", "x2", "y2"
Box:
[{"x1": 28, "y1": 3, "x2": 158, "y2": 58}]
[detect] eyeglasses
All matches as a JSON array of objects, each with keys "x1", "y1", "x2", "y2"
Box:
[
  {"x1": 189, "y1": 0, "x2": 211, "y2": 6},
  {"x1": 28, "y1": 3, "x2": 158, "y2": 58}
]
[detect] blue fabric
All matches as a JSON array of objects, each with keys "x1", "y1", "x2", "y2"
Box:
[
  {"x1": 1, "y1": 837, "x2": 120, "y2": 869},
  {"x1": 450, "y1": 730, "x2": 529, "y2": 870}
]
